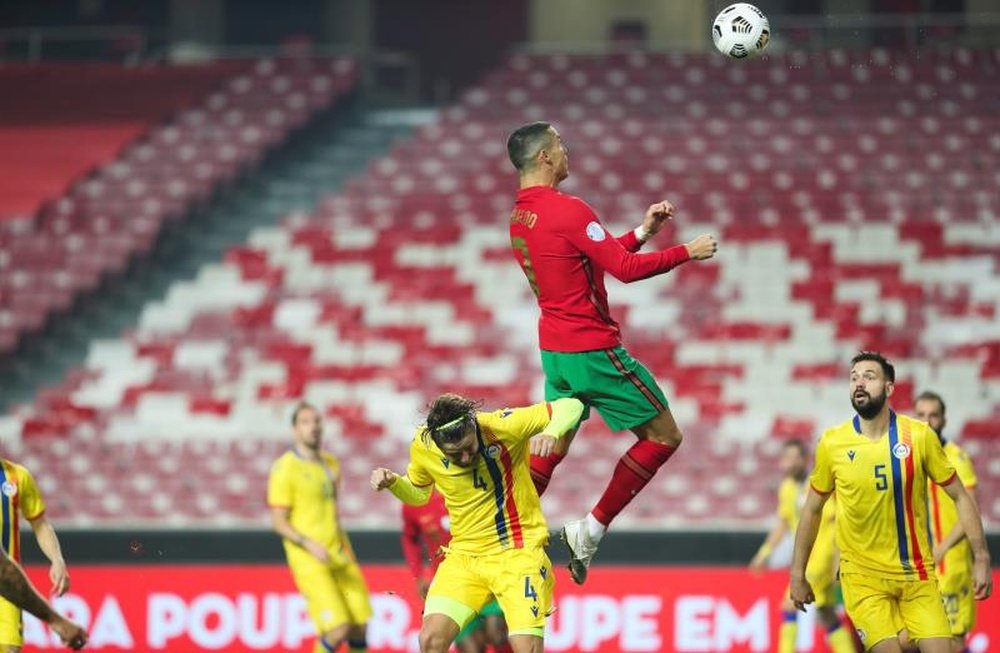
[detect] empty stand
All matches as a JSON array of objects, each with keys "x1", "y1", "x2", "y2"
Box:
[
  {"x1": 0, "y1": 58, "x2": 358, "y2": 354},
  {"x1": 4, "y1": 49, "x2": 999, "y2": 527}
]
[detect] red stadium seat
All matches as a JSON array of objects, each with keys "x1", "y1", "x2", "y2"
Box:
[{"x1": 7, "y1": 50, "x2": 1000, "y2": 526}]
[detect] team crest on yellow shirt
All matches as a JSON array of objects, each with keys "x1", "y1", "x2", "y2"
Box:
[
  {"x1": 485, "y1": 444, "x2": 501, "y2": 459},
  {"x1": 1, "y1": 482, "x2": 16, "y2": 498},
  {"x1": 856, "y1": 629, "x2": 867, "y2": 645},
  {"x1": 892, "y1": 442, "x2": 911, "y2": 459}
]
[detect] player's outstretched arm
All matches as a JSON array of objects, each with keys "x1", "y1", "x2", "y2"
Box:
[
  {"x1": 0, "y1": 551, "x2": 87, "y2": 649},
  {"x1": 788, "y1": 488, "x2": 830, "y2": 611},
  {"x1": 941, "y1": 479, "x2": 992, "y2": 600},
  {"x1": 529, "y1": 398, "x2": 584, "y2": 457},
  {"x1": 372, "y1": 468, "x2": 432, "y2": 506}
]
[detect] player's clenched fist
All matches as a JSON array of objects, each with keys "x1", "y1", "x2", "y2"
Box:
[
  {"x1": 788, "y1": 574, "x2": 815, "y2": 613},
  {"x1": 685, "y1": 234, "x2": 718, "y2": 260},
  {"x1": 50, "y1": 616, "x2": 87, "y2": 650},
  {"x1": 370, "y1": 468, "x2": 398, "y2": 491}
]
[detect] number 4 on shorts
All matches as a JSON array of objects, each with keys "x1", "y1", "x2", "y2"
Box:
[{"x1": 523, "y1": 576, "x2": 538, "y2": 600}]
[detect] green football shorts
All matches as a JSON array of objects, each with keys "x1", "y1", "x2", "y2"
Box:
[{"x1": 541, "y1": 345, "x2": 669, "y2": 432}]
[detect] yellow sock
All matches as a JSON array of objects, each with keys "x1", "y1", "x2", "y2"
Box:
[
  {"x1": 826, "y1": 626, "x2": 855, "y2": 653},
  {"x1": 779, "y1": 613, "x2": 798, "y2": 653}
]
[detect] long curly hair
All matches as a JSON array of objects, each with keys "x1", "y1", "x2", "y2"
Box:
[{"x1": 424, "y1": 393, "x2": 480, "y2": 447}]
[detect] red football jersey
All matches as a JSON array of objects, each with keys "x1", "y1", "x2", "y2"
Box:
[
  {"x1": 401, "y1": 491, "x2": 450, "y2": 582},
  {"x1": 510, "y1": 186, "x2": 690, "y2": 352}
]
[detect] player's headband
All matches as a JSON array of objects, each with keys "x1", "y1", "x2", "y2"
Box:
[{"x1": 430, "y1": 414, "x2": 473, "y2": 444}]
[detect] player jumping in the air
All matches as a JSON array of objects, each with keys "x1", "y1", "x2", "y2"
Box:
[
  {"x1": 749, "y1": 439, "x2": 854, "y2": 653},
  {"x1": 790, "y1": 352, "x2": 992, "y2": 653},
  {"x1": 915, "y1": 391, "x2": 981, "y2": 653},
  {"x1": 402, "y1": 490, "x2": 512, "y2": 653},
  {"x1": 506, "y1": 121, "x2": 718, "y2": 583},
  {"x1": 268, "y1": 403, "x2": 372, "y2": 653},
  {"x1": 372, "y1": 394, "x2": 584, "y2": 653}
]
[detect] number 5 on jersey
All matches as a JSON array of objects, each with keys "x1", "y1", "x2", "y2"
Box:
[{"x1": 874, "y1": 464, "x2": 888, "y2": 491}]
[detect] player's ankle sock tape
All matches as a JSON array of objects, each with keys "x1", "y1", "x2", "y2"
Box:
[
  {"x1": 592, "y1": 440, "x2": 676, "y2": 525},
  {"x1": 529, "y1": 452, "x2": 565, "y2": 494}
]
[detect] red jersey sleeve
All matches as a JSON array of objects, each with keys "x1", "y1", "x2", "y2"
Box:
[
  {"x1": 562, "y1": 199, "x2": 690, "y2": 282},
  {"x1": 616, "y1": 228, "x2": 642, "y2": 253},
  {"x1": 400, "y1": 507, "x2": 425, "y2": 581}
]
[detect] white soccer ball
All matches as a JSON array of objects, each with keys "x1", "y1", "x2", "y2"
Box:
[{"x1": 712, "y1": 3, "x2": 771, "y2": 59}]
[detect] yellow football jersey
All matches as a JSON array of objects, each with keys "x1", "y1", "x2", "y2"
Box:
[
  {"x1": 406, "y1": 403, "x2": 551, "y2": 555},
  {"x1": 928, "y1": 440, "x2": 978, "y2": 578},
  {"x1": 0, "y1": 459, "x2": 45, "y2": 563},
  {"x1": 268, "y1": 450, "x2": 350, "y2": 565},
  {"x1": 811, "y1": 411, "x2": 955, "y2": 581},
  {"x1": 778, "y1": 477, "x2": 836, "y2": 564}
]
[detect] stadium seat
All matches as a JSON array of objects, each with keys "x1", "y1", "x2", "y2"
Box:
[{"x1": 5, "y1": 50, "x2": 1000, "y2": 527}]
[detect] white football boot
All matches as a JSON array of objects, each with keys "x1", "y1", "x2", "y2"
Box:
[{"x1": 561, "y1": 518, "x2": 599, "y2": 585}]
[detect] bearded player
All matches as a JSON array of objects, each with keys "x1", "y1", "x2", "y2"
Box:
[
  {"x1": 790, "y1": 353, "x2": 991, "y2": 653},
  {"x1": 506, "y1": 121, "x2": 718, "y2": 583}
]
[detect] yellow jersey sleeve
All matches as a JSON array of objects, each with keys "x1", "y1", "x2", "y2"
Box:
[
  {"x1": 16, "y1": 465, "x2": 45, "y2": 520},
  {"x1": 810, "y1": 433, "x2": 835, "y2": 494},
  {"x1": 406, "y1": 434, "x2": 435, "y2": 488},
  {"x1": 920, "y1": 424, "x2": 956, "y2": 485},
  {"x1": 949, "y1": 444, "x2": 978, "y2": 489},
  {"x1": 267, "y1": 456, "x2": 293, "y2": 508},
  {"x1": 486, "y1": 403, "x2": 552, "y2": 443}
]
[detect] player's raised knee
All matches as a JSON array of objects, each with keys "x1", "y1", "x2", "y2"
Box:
[{"x1": 648, "y1": 420, "x2": 683, "y2": 448}]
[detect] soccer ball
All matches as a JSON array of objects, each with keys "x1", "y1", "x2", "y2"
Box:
[{"x1": 712, "y1": 3, "x2": 771, "y2": 59}]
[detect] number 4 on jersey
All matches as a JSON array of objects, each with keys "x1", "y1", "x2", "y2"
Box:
[{"x1": 473, "y1": 468, "x2": 488, "y2": 491}]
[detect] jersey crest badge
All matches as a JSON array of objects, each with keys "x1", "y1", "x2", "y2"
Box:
[
  {"x1": 585, "y1": 221, "x2": 606, "y2": 242},
  {"x1": 892, "y1": 442, "x2": 911, "y2": 460},
  {"x1": 485, "y1": 444, "x2": 501, "y2": 459},
  {"x1": 1, "y1": 482, "x2": 16, "y2": 498}
]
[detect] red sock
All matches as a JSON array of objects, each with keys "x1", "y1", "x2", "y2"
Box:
[
  {"x1": 530, "y1": 452, "x2": 566, "y2": 496},
  {"x1": 491, "y1": 644, "x2": 513, "y2": 653},
  {"x1": 592, "y1": 439, "x2": 677, "y2": 526}
]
